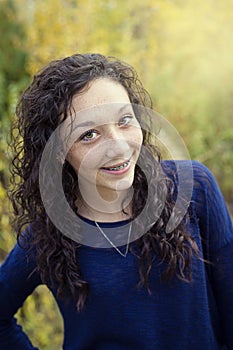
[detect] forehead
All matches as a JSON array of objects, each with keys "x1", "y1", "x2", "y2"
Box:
[
  {"x1": 61, "y1": 79, "x2": 135, "y2": 141},
  {"x1": 71, "y1": 78, "x2": 130, "y2": 112}
]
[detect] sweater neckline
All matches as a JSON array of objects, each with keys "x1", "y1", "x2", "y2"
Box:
[{"x1": 77, "y1": 214, "x2": 131, "y2": 228}]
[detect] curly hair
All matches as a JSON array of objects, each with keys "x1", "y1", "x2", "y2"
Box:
[{"x1": 10, "y1": 53, "x2": 199, "y2": 311}]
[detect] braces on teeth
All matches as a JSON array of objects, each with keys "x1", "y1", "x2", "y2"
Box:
[{"x1": 105, "y1": 160, "x2": 129, "y2": 171}]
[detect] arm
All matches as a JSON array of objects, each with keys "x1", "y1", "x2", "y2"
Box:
[
  {"x1": 193, "y1": 161, "x2": 233, "y2": 349},
  {"x1": 0, "y1": 229, "x2": 42, "y2": 349}
]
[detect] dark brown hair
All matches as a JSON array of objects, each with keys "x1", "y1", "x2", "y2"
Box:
[{"x1": 10, "y1": 53, "x2": 199, "y2": 311}]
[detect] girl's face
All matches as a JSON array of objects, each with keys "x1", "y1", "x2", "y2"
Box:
[{"x1": 66, "y1": 78, "x2": 143, "y2": 199}]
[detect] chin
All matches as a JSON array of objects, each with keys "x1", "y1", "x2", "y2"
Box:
[{"x1": 108, "y1": 175, "x2": 134, "y2": 192}]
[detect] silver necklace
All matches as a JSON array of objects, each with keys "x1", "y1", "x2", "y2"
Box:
[{"x1": 94, "y1": 221, "x2": 132, "y2": 258}]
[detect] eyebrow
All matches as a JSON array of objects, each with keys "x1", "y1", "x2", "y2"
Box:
[{"x1": 75, "y1": 104, "x2": 133, "y2": 128}]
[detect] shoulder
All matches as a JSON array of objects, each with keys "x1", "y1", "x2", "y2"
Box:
[
  {"x1": 161, "y1": 159, "x2": 213, "y2": 176},
  {"x1": 161, "y1": 160, "x2": 233, "y2": 250},
  {"x1": 161, "y1": 160, "x2": 226, "y2": 218},
  {"x1": 161, "y1": 159, "x2": 218, "y2": 192}
]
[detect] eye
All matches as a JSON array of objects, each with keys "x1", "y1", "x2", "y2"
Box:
[
  {"x1": 79, "y1": 129, "x2": 99, "y2": 142},
  {"x1": 118, "y1": 115, "x2": 133, "y2": 126}
]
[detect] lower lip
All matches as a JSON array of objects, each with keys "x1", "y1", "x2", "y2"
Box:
[{"x1": 100, "y1": 160, "x2": 131, "y2": 175}]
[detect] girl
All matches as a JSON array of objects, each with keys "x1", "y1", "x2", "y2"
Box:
[{"x1": 0, "y1": 53, "x2": 232, "y2": 349}]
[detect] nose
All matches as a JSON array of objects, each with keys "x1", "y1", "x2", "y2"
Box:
[{"x1": 105, "y1": 127, "x2": 130, "y2": 158}]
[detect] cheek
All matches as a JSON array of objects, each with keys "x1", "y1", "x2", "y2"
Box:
[
  {"x1": 67, "y1": 146, "x2": 101, "y2": 172},
  {"x1": 66, "y1": 144, "x2": 83, "y2": 170},
  {"x1": 131, "y1": 127, "x2": 143, "y2": 151}
]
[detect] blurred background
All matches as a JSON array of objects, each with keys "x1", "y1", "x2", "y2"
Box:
[{"x1": 0, "y1": 0, "x2": 232, "y2": 348}]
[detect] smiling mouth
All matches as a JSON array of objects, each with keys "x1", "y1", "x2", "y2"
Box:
[{"x1": 101, "y1": 159, "x2": 130, "y2": 171}]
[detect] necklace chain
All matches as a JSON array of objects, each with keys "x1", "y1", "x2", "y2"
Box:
[{"x1": 94, "y1": 221, "x2": 132, "y2": 258}]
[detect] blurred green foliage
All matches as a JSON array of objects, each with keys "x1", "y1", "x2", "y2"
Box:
[
  {"x1": 0, "y1": 0, "x2": 233, "y2": 349},
  {"x1": 0, "y1": 0, "x2": 30, "y2": 257},
  {"x1": 0, "y1": 0, "x2": 28, "y2": 253},
  {"x1": 16, "y1": 286, "x2": 63, "y2": 350}
]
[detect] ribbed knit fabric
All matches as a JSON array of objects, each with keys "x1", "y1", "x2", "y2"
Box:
[{"x1": 0, "y1": 161, "x2": 232, "y2": 350}]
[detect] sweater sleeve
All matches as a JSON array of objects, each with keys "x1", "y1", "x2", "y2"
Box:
[
  {"x1": 193, "y1": 161, "x2": 233, "y2": 349},
  {"x1": 0, "y1": 229, "x2": 42, "y2": 349}
]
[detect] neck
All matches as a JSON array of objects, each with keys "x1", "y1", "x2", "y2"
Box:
[{"x1": 76, "y1": 190, "x2": 132, "y2": 223}]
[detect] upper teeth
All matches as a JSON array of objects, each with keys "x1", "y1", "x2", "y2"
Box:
[{"x1": 105, "y1": 160, "x2": 129, "y2": 171}]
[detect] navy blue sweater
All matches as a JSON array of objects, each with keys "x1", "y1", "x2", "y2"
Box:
[{"x1": 0, "y1": 161, "x2": 233, "y2": 349}]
